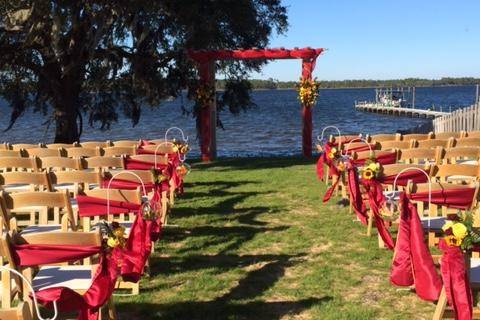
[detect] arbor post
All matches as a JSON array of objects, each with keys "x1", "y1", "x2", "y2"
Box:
[
  {"x1": 301, "y1": 58, "x2": 317, "y2": 158},
  {"x1": 199, "y1": 60, "x2": 217, "y2": 162}
]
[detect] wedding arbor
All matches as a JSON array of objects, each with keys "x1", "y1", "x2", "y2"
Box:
[{"x1": 188, "y1": 47, "x2": 325, "y2": 161}]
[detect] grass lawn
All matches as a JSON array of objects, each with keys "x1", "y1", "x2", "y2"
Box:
[{"x1": 117, "y1": 157, "x2": 435, "y2": 319}]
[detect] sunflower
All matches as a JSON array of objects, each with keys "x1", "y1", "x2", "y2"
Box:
[
  {"x1": 452, "y1": 222, "x2": 468, "y2": 240},
  {"x1": 445, "y1": 235, "x2": 462, "y2": 247},
  {"x1": 362, "y1": 169, "x2": 374, "y2": 180}
]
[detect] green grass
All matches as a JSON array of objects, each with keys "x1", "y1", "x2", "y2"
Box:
[{"x1": 117, "y1": 157, "x2": 435, "y2": 319}]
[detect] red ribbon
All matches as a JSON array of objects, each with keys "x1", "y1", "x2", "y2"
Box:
[
  {"x1": 390, "y1": 194, "x2": 442, "y2": 301},
  {"x1": 408, "y1": 188, "x2": 476, "y2": 211},
  {"x1": 76, "y1": 196, "x2": 141, "y2": 217},
  {"x1": 34, "y1": 249, "x2": 121, "y2": 320},
  {"x1": 14, "y1": 244, "x2": 102, "y2": 267},
  {"x1": 346, "y1": 163, "x2": 369, "y2": 225},
  {"x1": 361, "y1": 178, "x2": 395, "y2": 250},
  {"x1": 380, "y1": 170, "x2": 429, "y2": 186},
  {"x1": 439, "y1": 239, "x2": 473, "y2": 320}
]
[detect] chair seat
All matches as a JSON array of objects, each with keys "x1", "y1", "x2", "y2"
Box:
[
  {"x1": 3, "y1": 184, "x2": 31, "y2": 193},
  {"x1": 33, "y1": 265, "x2": 95, "y2": 292},
  {"x1": 20, "y1": 224, "x2": 62, "y2": 235},
  {"x1": 420, "y1": 216, "x2": 446, "y2": 231},
  {"x1": 470, "y1": 258, "x2": 480, "y2": 285},
  {"x1": 457, "y1": 159, "x2": 478, "y2": 165}
]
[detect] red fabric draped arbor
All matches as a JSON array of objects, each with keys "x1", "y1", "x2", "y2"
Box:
[{"x1": 188, "y1": 47, "x2": 325, "y2": 161}]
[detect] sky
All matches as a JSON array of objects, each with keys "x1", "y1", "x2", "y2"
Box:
[{"x1": 249, "y1": 0, "x2": 480, "y2": 81}]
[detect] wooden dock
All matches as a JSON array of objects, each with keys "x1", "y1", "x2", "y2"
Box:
[{"x1": 355, "y1": 102, "x2": 449, "y2": 118}]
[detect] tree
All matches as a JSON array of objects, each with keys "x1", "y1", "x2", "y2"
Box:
[{"x1": 0, "y1": 0, "x2": 288, "y2": 142}]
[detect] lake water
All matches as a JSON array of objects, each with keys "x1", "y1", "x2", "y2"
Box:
[{"x1": 0, "y1": 85, "x2": 477, "y2": 158}]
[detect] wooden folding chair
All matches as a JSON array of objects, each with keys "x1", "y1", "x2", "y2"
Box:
[
  {"x1": 83, "y1": 156, "x2": 125, "y2": 171},
  {"x1": 38, "y1": 156, "x2": 82, "y2": 171},
  {"x1": 432, "y1": 164, "x2": 480, "y2": 184},
  {"x1": 416, "y1": 138, "x2": 454, "y2": 149},
  {"x1": 441, "y1": 147, "x2": 480, "y2": 165},
  {"x1": 0, "y1": 150, "x2": 24, "y2": 158},
  {"x1": 24, "y1": 147, "x2": 64, "y2": 158},
  {"x1": 79, "y1": 141, "x2": 112, "y2": 149},
  {"x1": 0, "y1": 302, "x2": 32, "y2": 320},
  {"x1": 49, "y1": 171, "x2": 103, "y2": 196},
  {"x1": 433, "y1": 131, "x2": 464, "y2": 140},
  {"x1": 103, "y1": 146, "x2": 137, "y2": 157},
  {"x1": 10, "y1": 144, "x2": 41, "y2": 151},
  {"x1": 79, "y1": 188, "x2": 143, "y2": 295},
  {"x1": 112, "y1": 140, "x2": 140, "y2": 147},
  {"x1": 453, "y1": 137, "x2": 480, "y2": 148},
  {"x1": 0, "y1": 157, "x2": 39, "y2": 173},
  {"x1": 106, "y1": 170, "x2": 168, "y2": 224},
  {"x1": 379, "y1": 140, "x2": 415, "y2": 150},
  {"x1": 66, "y1": 147, "x2": 102, "y2": 158},
  {"x1": 45, "y1": 142, "x2": 79, "y2": 149},
  {"x1": 0, "y1": 190, "x2": 76, "y2": 231},
  {"x1": 397, "y1": 147, "x2": 442, "y2": 165},
  {"x1": 140, "y1": 144, "x2": 176, "y2": 154},
  {"x1": 368, "y1": 133, "x2": 401, "y2": 143},
  {"x1": 0, "y1": 172, "x2": 52, "y2": 193},
  {"x1": 400, "y1": 132, "x2": 434, "y2": 141},
  {"x1": 407, "y1": 181, "x2": 479, "y2": 247},
  {"x1": 0, "y1": 231, "x2": 117, "y2": 319}
]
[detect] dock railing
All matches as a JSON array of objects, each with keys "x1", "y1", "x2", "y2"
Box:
[{"x1": 433, "y1": 102, "x2": 480, "y2": 133}]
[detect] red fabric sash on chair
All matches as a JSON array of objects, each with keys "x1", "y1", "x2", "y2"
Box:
[
  {"x1": 343, "y1": 143, "x2": 376, "y2": 155},
  {"x1": 390, "y1": 193, "x2": 442, "y2": 301},
  {"x1": 408, "y1": 187, "x2": 476, "y2": 211},
  {"x1": 76, "y1": 194, "x2": 161, "y2": 282},
  {"x1": 76, "y1": 196, "x2": 141, "y2": 217},
  {"x1": 316, "y1": 143, "x2": 339, "y2": 181},
  {"x1": 14, "y1": 243, "x2": 119, "y2": 320},
  {"x1": 380, "y1": 170, "x2": 429, "y2": 186},
  {"x1": 352, "y1": 152, "x2": 397, "y2": 166},
  {"x1": 346, "y1": 163, "x2": 368, "y2": 225},
  {"x1": 124, "y1": 157, "x2": 169, "y2": 171},
  {"x1": 362, "y1": 178, "x2": 395, "y2": 250},
  {"x1": 439, "y1": 239, "x2": 473, "y2": 320}
]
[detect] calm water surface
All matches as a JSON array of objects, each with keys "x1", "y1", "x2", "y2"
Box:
[{"x1": 0, "y1": 86, "x2": 477, "y2": 158}]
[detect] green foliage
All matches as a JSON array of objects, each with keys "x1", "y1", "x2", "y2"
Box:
[
  {"x1": 216, "y1": 77, "x2": 480, "y2": 90},
  {"x1": 0, "y1": 0, "x2": 288, "y2": 142}
]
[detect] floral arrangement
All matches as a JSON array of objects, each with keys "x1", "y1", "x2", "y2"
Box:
[
  {"x1": 177, "y1": 163, "x2": 191, "y2": 176},
  {"x1": 100, "y1": 221, "x2": 127, "y2": 250},
  {"x1": 141, "y1": 201, "x2": 161, "y2": 221},
  {"x1": 172, "y1": 139, "x2": 190, "y2": 154},
  {"x1": 297, "y1": 78, "x2": 321, "y2": 107},
  {"x1": 442, "y1": 213, "x2": 480, "y2": 250},
  {"x1": 360, "y1": 158, "x2": 382, "y2": 180},
  {"x1": 150, "y1": 168, "x2": 169, "y2": 184},
  {"x1": 326, "y1": 147, "x2": 340, "y2": 160},
  {"x1": 195, "y1": 83, "x2": 215, "y2": 107}
]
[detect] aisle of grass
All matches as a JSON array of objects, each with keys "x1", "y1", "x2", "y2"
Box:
[{"x1": 117, "y1": 157, "x2": 435, "y2": 319}]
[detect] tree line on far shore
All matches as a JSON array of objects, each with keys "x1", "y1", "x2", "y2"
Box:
[{"x1": 216, "y1": 77, "x2": 480, "y2": 90}]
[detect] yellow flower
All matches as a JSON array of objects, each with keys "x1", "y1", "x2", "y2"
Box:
[
  {"x1": 442, "y1": 220, "x2": 455, "y2": 232},
  {"x1": 331, "y1": 148, "x2": 337, "y2": 154},
  {"x1": 172, "y1": 145, "x2": 179, "y2": 153},
  {"x1": 327, "y1": 152, "x2": 335, "y2": 159},
  {"x1": 362, "y1": 169, "x2": 374, "y2": 180},
  {"x1": 452, "y1": 223, "x2": 468, "y2": 240},
  {"x1": 107, "y1": 237, "x2": 120, "y2": 248},
  {"x1": 337, "y1": 162, "x2": 346, "y2": 172},
  {"x1": 445, "y1": 235, "x2": 462, "y2": 247},
  {"x1": 367, "y1": 163, "x2": 378, "y2": 172},
  {"x1": 113, "y1": 226, "x2": 126, "y2": 238}
]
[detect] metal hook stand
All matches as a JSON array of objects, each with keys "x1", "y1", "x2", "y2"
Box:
[
  {"x1": 0, "y1": 266, "x2": 58, "y2": 320},
  {"x1": 386, "y1": 167, "x2": 432, "y2": 230},
  {"x1": 343, "y1": 137, "x2": 373, "y2": 157},
  {"x1": 317, "y1": 126, "x2": 341, "y2": 146},
  {"x1": 165, "y1": 127, "x2": 188, "y2": 143}
]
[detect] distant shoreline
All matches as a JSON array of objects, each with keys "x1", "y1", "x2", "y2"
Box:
[{"x1": 247, "y1": 84, "x2": 479, "y2": 91}]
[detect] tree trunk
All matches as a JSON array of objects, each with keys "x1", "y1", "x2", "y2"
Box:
[{"x1": 53, "y1": 82, "x2": 80, "y2": 143}]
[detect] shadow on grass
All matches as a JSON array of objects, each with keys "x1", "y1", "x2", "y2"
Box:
[
  {"x1": 119, "y1": 297, "x2": 330, "y2": 320},
  {"x1": 190, "y1": 156, "x2": 315, "y2": 171},
  {"x1": 122, "y1": 253, "x2": 330, "y2": 320},
  {"x1": 159, "y1": 224, "x2": 289, "y2": 257}
]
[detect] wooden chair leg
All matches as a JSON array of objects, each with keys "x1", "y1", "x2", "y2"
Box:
[
  {"x1": 428, "y1": 231, "x2": 436, "y2": 247},
  {"x1": 107, "y1": 296, "x2": 118, "y2": 320},
  {"x1": 366, "y1": 210, "x2": 374, "y2": 237},
  {"x1": 432, "y1": 287, "x2": 447, "y2": 320},
  {"x1": 378, "y1": 234, "x2": 385, "y2": 248}
]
